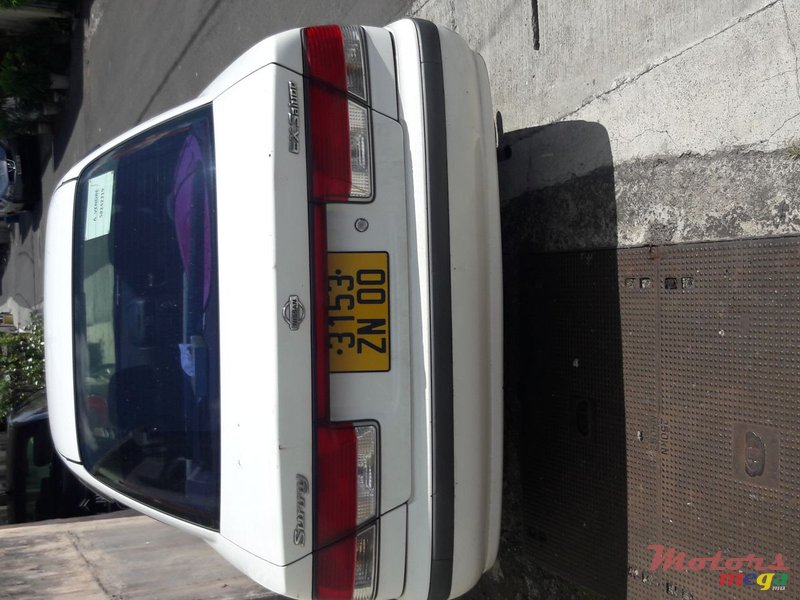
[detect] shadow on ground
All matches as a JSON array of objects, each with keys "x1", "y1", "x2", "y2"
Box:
[
  {"x1": 16, "y1": 135, "x2": 44, "y2": 242},
  {"x1": 463, "y1": 121, "x2": 628, "y2": 600},
  {"x1": 48, "y1": 0, "x2": 88, "y2": 174}
]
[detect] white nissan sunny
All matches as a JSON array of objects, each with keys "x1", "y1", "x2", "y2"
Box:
[{"x1": 44, "y1": 19, "x2": 502, "y2": 600}]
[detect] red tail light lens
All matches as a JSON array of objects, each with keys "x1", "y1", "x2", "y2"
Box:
[
  {"x1": 308, "y1": 76, "x2": 352, "y2": 201},
  {"x1": 311, "y1": 202, "x2": 330, "y2": 421},
  {"x1": 315, "y1": 424, "x2": 379, "y2": 546},
  {"x1": 304, "y1": 25, "x2": 347, "y2": 90},
  {"x1": 303, "y1": 25, "x2": 372, "y2": 202},
  {"x1": 314, "y1": 534, "x2": 356, "y2": 599},
  {"x1": 314, "y1": 525, "x2": 378, "y2": 600},
  {"x1": 316, "y1": 425, "x2": 358, "y2": 545},
  {"x1": 313, "y1": 422, "x2": 380, "y2": 600}
]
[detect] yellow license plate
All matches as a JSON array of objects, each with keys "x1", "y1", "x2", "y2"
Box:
[{"x1": 328, "y1": 252, "x2": 390, "y2": 373}]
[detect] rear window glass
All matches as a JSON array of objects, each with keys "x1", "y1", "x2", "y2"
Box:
[{"x1": 71, "y1": 106, "x2": 221, "y2": 529}]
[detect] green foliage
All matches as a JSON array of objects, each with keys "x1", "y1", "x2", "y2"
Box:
[
  {"x1": 0, "y1": 47, "x2": 50, "y2": 105},
  {"x1": 0, "y1": 17, "x2": 72, "y2": 136},
  {"x1": 788, "y1": 144, "x2": 800, "y2": 160},
  {"x1": 0, "y1": 0, "x2": 28, "y2": 9},
  {"x1": 0, "y1": 314, "x2": 45, "y2": 421}
]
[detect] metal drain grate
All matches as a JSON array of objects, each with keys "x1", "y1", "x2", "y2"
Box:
[{"x1": 519, "y1": 237, "x2": 799, "y2": 599}]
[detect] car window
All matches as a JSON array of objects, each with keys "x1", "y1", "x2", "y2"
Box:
[{"x1": 71, "y1": 106, "x2": 221, "y2": 529}]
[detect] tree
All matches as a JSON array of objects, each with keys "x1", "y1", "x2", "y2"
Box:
[{"x1": 0, "y1": 314, "x2": 44, "y2": 421}]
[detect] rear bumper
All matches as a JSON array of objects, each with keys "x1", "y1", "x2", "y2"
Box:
[
  {"x1": 414, "y1": 19, "x2": 457, "y2": 600},
  {"x1": 389, "y1": 18, "x2": 503, "y2": 600}
]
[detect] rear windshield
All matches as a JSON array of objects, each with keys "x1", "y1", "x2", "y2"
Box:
[{"x1": 72, "y1": 106, "x2": 220, "y2": 529}]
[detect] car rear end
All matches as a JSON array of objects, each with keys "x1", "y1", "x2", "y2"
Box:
[
  {"x1": 45, "y1": 18, "x2": 500, "y2": 600},
  {"x1": 209, "y1": 19, "x2": 501, "y2": 599},
  {"x1": 210, "y1": 23, "x2": 412, "y2": 599}
]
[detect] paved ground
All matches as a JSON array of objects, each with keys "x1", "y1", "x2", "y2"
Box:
[
  {"x1": 414, "y1": 0, "x2": 800, "y2": 166},
  {"x1": 0, "y1": 511, "x2": 276, "y2": 599}
]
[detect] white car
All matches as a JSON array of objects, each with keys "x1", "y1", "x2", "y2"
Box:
[{"x1": 44, "y1": 18, "x2": 502, "y2": 600}]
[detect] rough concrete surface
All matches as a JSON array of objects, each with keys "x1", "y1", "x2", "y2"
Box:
[
  {"x1": 570, "y1": 0, "x2": 800, "y2": 164},
  {"x1": 614, "y1": 151, "x2": 800, "y2": 246},
  {"x1": 501, "y1": 148, "x2": 800, "y2": 251},
  {"x1": 415, "y1": 0, "x2": 800, "y2": 249},
  {"x1": 0, "y1": 512, "x2": 276, "y2": 599},
  {"x1": 413, "y1": 0, "x2": 800, "y2": 165}
]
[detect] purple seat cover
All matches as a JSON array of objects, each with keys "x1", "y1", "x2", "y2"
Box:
[{"x1": 172, "y1": 134, "x2": 211, "y2": 308}]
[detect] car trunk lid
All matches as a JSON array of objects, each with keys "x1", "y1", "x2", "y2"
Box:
[{"x1": 213, "y1": 28, "x2": 410, "y2": 577}]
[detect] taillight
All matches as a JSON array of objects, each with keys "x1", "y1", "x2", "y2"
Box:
[
  {"x1": 304, "y1": 25, "x2": 372, "y2": 202},
  {"x1": 314, "y1": 424, "x2": 379, "y2": 599},
  {"x1": 314, "y1": 424, "x2": 379, "y2": 546},
  {"x1": 313, "y1": 423, "x2": 379, "y2": 600},
  {"x1": 314, "y1": 525, "x2": 378, "y2": 600},
  {"x1": 303, "y1": 24, "x2": 379, "y2": 600}
]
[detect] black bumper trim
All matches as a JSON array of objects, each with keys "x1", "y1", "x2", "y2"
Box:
[{"x1": 411, "y1": 18, "x2": 455, "y2": 600}]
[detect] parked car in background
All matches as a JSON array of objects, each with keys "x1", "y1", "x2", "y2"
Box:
[
  {"x1": 4, "y1": 390, "x2": 121, "y2": 524},
  {"x1": 0, "y1": 141, "x2": 24, "y2": 216},
  {"x1": 45, "y1": 18, "x2": 502, "y2": 600}
]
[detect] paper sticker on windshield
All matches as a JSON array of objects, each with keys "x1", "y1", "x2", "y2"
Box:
[{"x1": 85, "y1": 171, "x2": 114, "y2": 241}]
